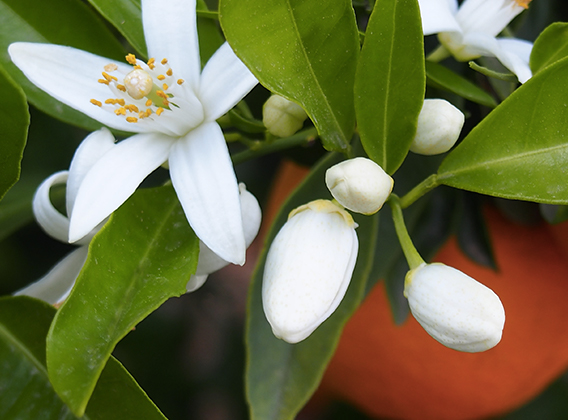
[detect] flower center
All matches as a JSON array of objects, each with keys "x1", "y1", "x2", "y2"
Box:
[
  {"x1": 90, "y1": 53, "x2": 188, "y2": 125},
  {"x1": 513, "y1": 0, "x2": 531, "y2": 9}
]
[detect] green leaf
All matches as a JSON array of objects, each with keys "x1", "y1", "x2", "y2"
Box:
[
  {"x1": 219, "y1": 0, "x2": 359, "y2": 152},
  {"x1": 425, "y1": 61, "x2": 497, "y2": 108},
  {"x1": 438, "y1": 56, "x2": 568, "y2": 204},
  {"x1": 86, "y1": 0, "x2": 146, "y2": 56},
  {"x1": 0, "y1": 64, "x2": 28, "y2": 201},
  {"x1": 0, "y1": 0, "x2": 127, "y2": 131},
  {"x1": 530, "y1": 22, "x2": 568, "y2": 74},
  {"x1": 355, "y1": 0, "x2": 425, "y2": 174},
  {"x1": 0, "y1": 296, "x2": 167, "y2": 419},
  {"x1": 246, "y1": 152, "x2": 378, "y2": 420},
  {"x1": 46, "y1": 185, "x2": 199, "y2": 416}
]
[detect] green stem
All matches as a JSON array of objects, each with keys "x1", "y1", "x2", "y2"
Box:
[
  {"x1": 399, "y1": 174, "x2": 439, "y2": 209},
  {"x1": 388, "y1": 195, "x2": 425, "y2": 270},
  {"x1": 426, "y1": 45, "x2": 450, "y2": 62},
  {"x1": 231, "y1": 127, "x2": 318, "y2": 166}
]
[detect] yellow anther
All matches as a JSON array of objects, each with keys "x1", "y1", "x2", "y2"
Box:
[
  {"x1": 105, "y1": 99, "x2": 117, "y2": 104},
  {"x1": 104, "y1": 63, "x2": 118, "y2": 72},
  {"x1": 166, "y1": 69, "x2": 173, "y2": 76},
  {"x1": 163, "y1": 83, "x2": 169, "y2": 90},
  {"x1": 161, "y1": 58, "x2": 168, "y2": 65},
  {"x1": 98, "y1": 79, "x2": 110, "y2": 85},
  {"x1": 156, "y1": 108, "x2": 164, "y2": 116},
  {"x1": 117, "y1": 98, "x2": 125, "y2": 106},
  {"x1": 514, "y1": 0, "x2": 531, "y2": 8},
  {"x1": 134, "y1": 65, "x2": 142, "y2": 70},
  {"x1": 145, "y1": 99, "x2": 153, "y2": 107},
  {"x1": 115, "y1": 107, "x2": 126, "y2": 115},
  {"x1": 156, "y1": 90, "x2": 168, "y2": 99},
  {"x1": 125, "y1": 104, "x2": 139, "y2": 113},
  {"x1": 163, "y1": 99, "x2": 170, "y2": 106},
  {"x1": 139, "y1": 111, "x2": 146, "y2": 119},
  {"x1": 145, "y1": 109, "x2": 152, "y2": 117},
  {"x1": 148, "y1": 58, "x2": 155, "y2": 66},
  {"x1": 90, "y1": 99, "x2": 102, "y2": 107},
  {"x1": 126, "y1": 116, "x2": 138, "y2": 123},
  {"x1": 177, "y1": 79, "x2": 184, "y2": 85},
  {"x1": 102, "y1": 72, "x2": 118, "y2": 82},
  {"x1": 157, "y1": 75, "x2": 166, "y2": 80},
  {"x1": 116, "y1": 84, "x2": 126, "y2": 92},
  {"x1": 126, "y1": 54, "x2": 137, "y2": 65}
]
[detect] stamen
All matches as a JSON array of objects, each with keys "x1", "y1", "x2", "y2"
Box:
[
  {"x1": 126, "y1": 116, "x2": 138, "y2": 123},
  {"x1": 134, "y1": 65, "x2": 142, "y2": 70},
  {"x1": 105, "y1": 99, "x2": 117, "y2": 104},
  {"x1": 146, "y1": 99, "x2": 153, "y2": 107},
  {"x1": 126, "y1": 54, "x2": 137, "y2": 65},
  {"x1": 156, "y1": 90, "x2": 168, "y2": 100},
  {"x1": 157, "y1": 75, "x2": 166, "y2": 80},
  {"x1": 145, "y1": 109, "x2": 152, "y2": 117},
  {"x1": 163, "y1": 83, "x2": 169, "y2": 90},
  {"x1": 162, "y1": 99, "x2": 170, "y2": 106},
  {"x1": 115, "y1": 107, "x2": 126, "y2": 115},
  {"x1": 102, "y1": 72, "x2": 118, "y2": 82},
  {"x1": 156, "y1": 108, "x2": 164, "y2": 116},
  {"x1": 514, "y1": 0, "x2": 531, "y2": 8},
  {"x1": 124, "y1": 69, "x2": 154, "y2": 100},
  {"x1": 166, "y1": 69, "x2": 173, "y2": 76},
  {"x1": 104, "y1": 63, "x2": 118, "y2": 72},
  {"x1": 147, "y1": 58, "x2": 156, "y2": 70},
  {"x1": 98, "y1": 79, "x2": 110, "y2": 85},
  {"x1": 116, "y1": 84, "x2": 126, "y2": 92},
  {"x1": 117, "y1": 98, "x2": 125, "y2": 106},
  {"x1": 177, "y1": 79, "x2": 184, "y2": 85},
  {"x1": 90, "y1": 99, "x2": 102, "y2": 107},
  {"x1": 125, "y1": 104, "x2": 139, "y2": 113},
  {"x1": 161, "y1": 58, "x2": 168, "y2": 65}
]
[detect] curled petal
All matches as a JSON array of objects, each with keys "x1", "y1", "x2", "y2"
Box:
[
  {"x1": 69, "y1": 133, "x2": 174, "y2": 243},
  {"x1": 418, "y1": 0, "x2": 461, "y2": 35},
  {"x1": 198, "y1": 42, "x2": 258, "y2": 121},
  {"x1": 15, "y1": 246, "x2": 89, "y2": 305},
  {"x1": 33, "y1": 171, "x2": 70, "y2": 243},
  {"x1": 169, "y1": 122, "x2": 245, "y2": 265}
]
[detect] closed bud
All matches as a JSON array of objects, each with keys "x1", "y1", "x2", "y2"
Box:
[
  {"x1": 410, "y1": 99, "x2": 465, "y2": 155},
  {"x1": 263, "y1": 94, "x2": 308, "y2": 137},
  {"x1": 325, "y1": 157, "x2": 393, "y2": 215},
  {"x1": 404, "y1": 263, "x2": 505, "y2": 352},
  {"x1": 262, "y1": 200, "x2": 358, "y2": 343}
]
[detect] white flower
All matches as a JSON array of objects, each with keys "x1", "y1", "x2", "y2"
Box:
[
  {"x1": 8, "y1": 0, "x2": 258, "y2": 265},
  {"x1": 325, "y1": 157, "x2": 393, "y2": 215},
  {"x1": 262, "y1": 94, "x2": 308, "y2": 137},
  {"x1": 410, "y1": 99, "x2": 465, "y2": 155},
  {"x1": 418, "y1": 0, "x2": 533, "y2": 83},
  {"x1": 16, "y1": 129, "x2": 262, "y2": 304},
  {"x1": 404, "y1": 262, "x2": 506, "y2": 352},
  {"x1": 262, "y1": 200, "x2": 358, "y2": 343}
]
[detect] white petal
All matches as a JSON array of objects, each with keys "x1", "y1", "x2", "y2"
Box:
[
  {"x1": 262, "y1": 202, "x2": 359, "y2": 343},
  {"x1": 198, "y1": 42, "x2": 258, "y2": 121},
  {"x1": 186, "y1": 274, "x2": 208, "y2": 293},
  {"x1": 169, "y1": 122, "x2": 245, "y2": 265},
  {"x1": 33, "y1": 171, "x2": 70, "y2": 243},
  {"x1": 418, "y1": 0, "x2": 461, "y2": 35},
  {"x1": 15, "y1": 246, "x2": 89, "y2": 305},
  {"x1": 194, "y1": 183, "x2": 262, "y2": 276},
  {"x1": 67, "y1": 128, "x2": 116, "y2": 215},
  {"x1": 8, "y1": 43, "x2": 141, "y2": 133},
  {"x1": 68, "y1": 133, "x2": 175, "y2": 243},
  {"x1": 142, "y1": 0, "x2": 201, "y2": 91},
  {"x1": 456, "y1": 0, "x2": 525, "y2": 36},
  {"x1": 464, "y1": 33, "x2": 533, "y2": 83}
]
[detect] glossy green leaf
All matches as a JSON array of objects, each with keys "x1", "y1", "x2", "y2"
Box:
[
  {"x1": 46, "y1": 185, "x2": 199, "y2": 416},
  {"x1": 425, "y1": 61, "x2": 497, "y2": 108},
  {"x1": 0, "y1": 0, "x2": 127, "y2": 130},
  {"x1": 438, "y1": 56, "x2": 568, "y2": 204},
  {"x1": 0, "y1": 296, "x2": 167, "y2": 419},
  {"x1": 0, "y1": 65, "x2": 28, "y2": 201},
  {"x1": 355, "y1": 0, "x2": 425, "y2": 174},
  {"x1": 219, "y1": 0, "x2": 359, "y2": 152},
  {"x1": 530, "y1": 22, "x2": 568, "y2": 74},
  {"x1": 246, "y1": 152, "x2": 378, "y2": 420},
  {"x1": 86, "y1": 0, "x2": 145, "y2": 56}
]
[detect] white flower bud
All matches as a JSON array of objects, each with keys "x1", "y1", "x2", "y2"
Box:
[
  {"x1": 404, "y1": 263, "x2": 505, "y2": 353},
  {"x1": 325, "y1": 157, "x2": 393, "y2": 215},
  {"x1": 186, "y1": 183, "x2": 262, "y2": 292},
  {"x1": 410, "y1": 99, "x2": 465, "y2": 155},
  {"x1": 262, "y1": 200, "x2": 358, "y2": 343},
  {"x1": 263, "y1": 94, "x2": 308, "y2": 137}
]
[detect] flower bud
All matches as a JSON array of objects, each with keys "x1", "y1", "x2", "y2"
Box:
[
  {"x1": 263, "y1": 94, "x2": 308, "y2": 137},
  {"x1": 404, "y1": 263, "x2": 505, "y2": 352},
  {"x1": 325, "y1": 157, "x2": 393, "y2": 215},
  {"x1": 410, "y1": 99, "x2": 465, "y2": 155},
  {"x1": 262, "y1": 200, "x2": 358, "y2": 343}
]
